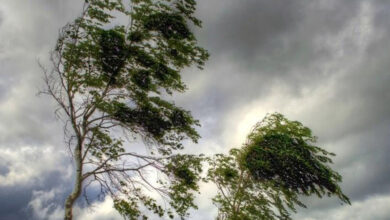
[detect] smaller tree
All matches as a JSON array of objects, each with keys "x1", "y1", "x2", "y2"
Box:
[{"x1": 207, "y1": 113, "x2": 350, "y2": 220}]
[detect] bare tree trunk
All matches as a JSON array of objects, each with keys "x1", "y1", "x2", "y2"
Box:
[{"x1": 64, "y1": 144, "x2": 83, "y2": 220}]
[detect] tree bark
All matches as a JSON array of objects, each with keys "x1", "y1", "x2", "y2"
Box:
[{"x1": 64, "y1": 144, "x2": 83, "y2": 220}]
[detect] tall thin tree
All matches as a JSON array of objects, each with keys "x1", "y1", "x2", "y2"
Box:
[{"x1": 42, "y1": 0, "x2": 208, "y2": 219}]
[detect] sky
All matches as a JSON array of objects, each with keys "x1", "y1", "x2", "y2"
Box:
[{"x1": 1, "y1": 0, "x2": 390, "y2": 219}]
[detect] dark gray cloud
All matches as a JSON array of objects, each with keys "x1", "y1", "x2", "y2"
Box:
[
  {"x1": 0, "y1": 170, "x2": 71, "y2": 220},
  {"x1": 0, "y1": 10, "x2": 3, "y2": 27},
  {"x1": 204, "y1": 0, "x2": 304, "y2": 59},
  {"x1": 179, "y1": 0, "x2": 390, "y2": 218},
  {"x1": 199, "y1": 0, "x2": 360, "y2": 70},
  {"x1": 179, "y1": 0, "x2": 380, "y2": 145},
  {"x1": 0, "y1": 166, "x2": 9, "y2": 176},
  {"x1": 180, "y1": 0, "x2": 367, "y2": 121}
]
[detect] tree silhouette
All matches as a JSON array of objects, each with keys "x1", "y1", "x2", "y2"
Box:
[
  {"x1": 207, "y1": 113, "x2": 350, "y2": 220},
  {"x1": 42, "y1": 0, "x2": 208, "y2": 219}
]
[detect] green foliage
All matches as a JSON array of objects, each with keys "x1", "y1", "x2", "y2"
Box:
[
  {"x1": 165, "y1": 154, "x2": 204, "y2": 217},
  {"x1": 50, "y1": 0, "x2": 208, "y2": 219},
  {"x1": 99, "y1": 29, "x2": 126, "y2": 84},
  {"x1": 207, "y1": 113, "x2": 350, "y2": 220},
  {"x1": 242, "y1": 113, "x2": 350, "y2": 202},
  {"x1": 112, "y1": 154, "x2": 204, "y2": 219}
]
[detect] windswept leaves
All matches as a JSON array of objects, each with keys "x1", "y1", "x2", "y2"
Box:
[
  {"x1": 99, "y1": 29, "x2": 126, "y2": 83},
  {"x1": 50, "y1": 0, "x2": 208, "y2": 219},
  {"x1": 207, "y1": 113, "x2": 350, "y2": 220},
  {"x1": 144, "y1": 12, "x2": 192, "y2": 40},
  {"x1": 242, "y1": 113, "x2": 350, "y2": 203},
  {"x1": 165, "y1": 154, "x2": 204, "y2": 217}
]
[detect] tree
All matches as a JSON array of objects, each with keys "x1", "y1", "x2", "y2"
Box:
[
  {"x1": 207, "y1": 113, "x2": 350, "y2": 220},
  {"x1": 42, "y1": 0, "x2": 208, "y2": 219}
]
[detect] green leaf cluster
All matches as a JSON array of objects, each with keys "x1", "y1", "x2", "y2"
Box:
[
  {"x1": 54, "y1": 0, "x2": 208, "y2": 218},
  {"x1": 207, "y1": 113, "x2": 350, "y2": 220},
  {"x1": 165, "y1": 154, "x2": 204, "y2": 217},
  {"x1": 111, "y1": 154, "x2": 204, "y2": 220}
]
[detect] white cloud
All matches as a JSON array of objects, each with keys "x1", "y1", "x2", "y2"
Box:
[
  {"x1": 29, "y1": 189, "x2": 64, "y2": 220},
  {"x1": 74, "y1": 197, "x2": 122, "y2": 220},
  {"x1": 0, "y1": 146, "x2": 70, "y2": 187},
  {"x1": 29, "y1": 190, "x2": 122, "y2": 220}
]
